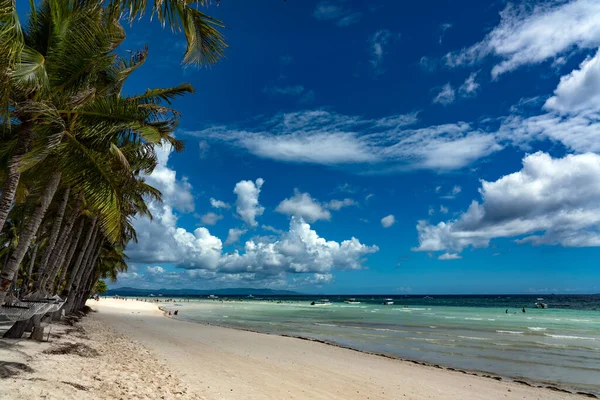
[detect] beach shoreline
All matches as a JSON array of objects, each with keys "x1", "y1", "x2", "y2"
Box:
[{"x1": 91, "y1": 298, "x2": 592, "y2": 399}]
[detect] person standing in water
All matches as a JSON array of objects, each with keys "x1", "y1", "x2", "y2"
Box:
[{"x1": 522, "y1": 307, "x2": 526, "y2": 313}]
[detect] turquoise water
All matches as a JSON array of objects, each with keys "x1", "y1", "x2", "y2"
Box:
[{"x1": 158, "y1": 295, "x2": 600, "y2": 394}]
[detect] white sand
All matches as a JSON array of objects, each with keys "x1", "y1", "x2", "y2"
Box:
[
  {"x1": 83, "y1": 298, "x2": 584, "y2": 400},
  {"x1": 0, "y1": 302, "x2": 196, "y2": 400}
]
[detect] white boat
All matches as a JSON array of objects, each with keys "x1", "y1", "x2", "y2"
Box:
[
  {"x1": 208, "y1": 295, "x2": 218, "y2": 299},
  {"x1": 344, "y1": 298, "x2": 361, "y2": 304}
]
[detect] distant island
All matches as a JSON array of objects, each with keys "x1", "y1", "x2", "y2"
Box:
[{"x1": 106, "y1": 287, "x2": 301, "y2": 296}]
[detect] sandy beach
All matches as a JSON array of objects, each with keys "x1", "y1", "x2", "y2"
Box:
[{"x1": 0, "y1": 298, "x2": 591, "y2": 399}]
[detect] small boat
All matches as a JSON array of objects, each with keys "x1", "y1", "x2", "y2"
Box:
[
  {"x1": 311, "y1": 301, "x2": 332, "y2": 306},
  {"x1": 535, "y1": 302, "x2": 548, "y2": 309},
  {"x1": 344, "y1": 298, "x2": 361, "y2": 304},
  {"x1": 208, "y1": 294, "x2": 218, "y2": 299},
  {"x1": 383, "y1": 299, "x2": 394, "y2": 305}
]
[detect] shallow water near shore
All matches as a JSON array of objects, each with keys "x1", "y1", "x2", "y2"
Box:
[{"x1": 155, "y1": 295, "x2": 600, "y2": 395}]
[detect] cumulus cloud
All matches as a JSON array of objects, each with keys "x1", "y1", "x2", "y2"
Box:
[
  {"x1": 129, "y1": 204, "x2": 378, "y2": 278},
  {"x1": 440, "y1": 205, "x2": 449, "y2": 214},
  {"x1": 234, "y1": 178, "x2": 265, "y2": 227},
  {"x1": 381, "y1": 214, "x2": 396, "y2": 228},
  {"x1": 191, "y1": 110, "x2": 501, "y2": 172},
  {"x1": 414, "y1": 152, "x2": 600, "y2": 255},
  {"x1": 225, "y1": 228, "x2": 247, "y2": 245},
  {"x1": 276, "y1": 190, "x2": 331, "y2": 223},
  {"x1": 544, "y1": 48, "x2": 600, "y2": 114},
  {"x1": 200, "y1": 212, "x2": 223, "y2": 226},
  {"x1": 433, "y1": 83, "x2": 456, "y2": 105},
  {"x1": 445, "y1": 0, "x2": 600, "y2": 78},
  {"x1": 143, "y1": 145, "x2": 194, "y2": 213},
  {"x1": 313, "y1": 1, "x2": 362, "y2": 27},
  {"x1": 210, "y1": 198, "x2": 230, "y2": 209}
]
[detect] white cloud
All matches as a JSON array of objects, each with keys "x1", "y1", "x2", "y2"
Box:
[
  {"x1": 146, "y1": 266, "x2": 165, "y2": 275},
  {"x1": 210, "y1": 198, "x2": 230, "y2": 209},
  {"x1": 276, "y1": 190, "x2": 331, "y2": 223},
  {"x1": 130, "y1": 205, "x2": 378, "y2": 278},
  {"x1": 428, "y1": 207, "x2": 435, "y2": 216},
  {"x1": 234, "y1": 178, "x2": 265, "y2": 227},
  {"x1": 438, "y1": 253, "x2": 462, "y2": 260},
  {"x1": 192, "y1": 110, "x2": 502, "y2": 172},
  {"x1": 544, "y1": 48, "x2": 600, "y2": 114},
  {"x1": 439, "y1": 23, "x2": 453, "y2": 45},
  {"x1": 440, "y1": 205, "x2": 449, "y2": 214},
  {"x1": 143, "y1": 145, "x2": 194, "y2": 213},
  {"x1": 225, "y1": 228, "x2": 247, "y2": 245},
  {"x1": 459, "y1": 72, "x2": 480, "y2": 97},
  {"x1": 313, "y1": 1, "x2": 362, "y2": 27},
  {"x1": 433, "y1": 83, "x2": 456, "y2": 105},
  {"x1": 201, "y1": 212, "x2": 223, "y2": 226},
  {"x1": 414, "y1": 152, "x2": 600, "y2": 255},
  {"x1": 327, "y1": 198, "x2": 356, "y2": 211},
  {"x1": 370, "y1": 30, "x2": 395, "y2": 76},
  {"x1": 263, "y1": 85, "x2": 305, "y2": 96},
  {"x1": 441, "y1": 185, "x2": 462, "y2": 199},
  {"x1": 445, "y1": 0, "x2": 600, "y2": 78},
  {"x1": 381, "y1": 214, "x2": 396, "y2": 228}
]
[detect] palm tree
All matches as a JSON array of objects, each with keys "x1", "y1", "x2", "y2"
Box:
[
  {"x1": 0, "y1": 0, "x2": 225, "y2": 234},
  {"x1": 0, "y1": 0, "x2": 193, "y2": 306}
]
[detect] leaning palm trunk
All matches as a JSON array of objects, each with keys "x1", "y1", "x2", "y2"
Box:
[
  {"x1": 0, "y1": 172, "x2": 62, "y2": 305},
  {"x1": 32, "y1": 188, "x2": 70, "y2": 293},
  {"x1": 43, "y1": 197, "x2": 82, "y2": 290},
  {"x1": 64, "y1": 231, "x2": 99, "y2": 314},
  {"x1": 0, "y1": 122, "x2": 34, "y2": 233},
  {"x1": 53, "y1": 219, "x2": 84, "y2": 294},
  {"x1": 23, "y1": 243, "x2": 40, "y2": 291},
  {"x1": 62, "y1": 218, "x2": 96, "y2": 297},
  {"x1": 75, "y1": 239, "x2": 103, "y2": 310}
]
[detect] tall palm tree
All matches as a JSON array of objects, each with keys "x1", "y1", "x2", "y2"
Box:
[
  {"x1": 0, "y1": 0, "x2": 225, "y2": 234},
  {"x1": 0, "y1": 0, "x2": 192, "y2": 306}
]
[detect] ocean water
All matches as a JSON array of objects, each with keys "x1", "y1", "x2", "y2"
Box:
[{"x1": 158, "y1": 295, "x2": 600, "y2": 394}]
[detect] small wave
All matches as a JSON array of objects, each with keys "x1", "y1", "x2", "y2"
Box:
[
  {"x1": 464, "y1": 318, "x2": 483, "y2": 321},
  {"x1": 487, "y1": 319, "x2": 496, "y2": 321},
  {"x1": 544, "y1": 334, "x2": 596, "y2": 341},
  {"x1": 445, "y1": 316, "x2": 456, "y2": 319},
  {"x1": 458, "y1": 335, "x2": 488, "y2": 341},
  {"x1": 566, "y1": 319, "x2": 591, "y2": 323},
  {"x1": 528, "y1": 327, "x2": 547, "y2": 331},
  {"x1": 429, "y1": 326, "x2": 437, "y2": 329},
  {"x1": 314, "y1": 323, "x2": 338, "y2": 327},
  {"x1": 496, "y1": 330, "x2": 524, "y2": 335}
]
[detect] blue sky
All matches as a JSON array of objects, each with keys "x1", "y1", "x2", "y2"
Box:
[{"x1": 23, "y1": 0, "x2": 600, "y2": 293}]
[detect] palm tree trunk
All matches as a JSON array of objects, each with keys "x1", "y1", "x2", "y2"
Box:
[
  {"x1": 0, "y1": 171, "x2": 61, "y2": 305},
  {"x1": 53, "y1": 218, "x2": 84, "y2": 294},
  {"x1": 74, "y1": 239, "x2": 102, "y2": 310},
  {"x1": 64, "y1": 229, "x2": 99, "y2": 313},
  {"x1": 32, "y1": 188, "x2": 70, "y2": 293},
  {"x1": 43, "y1": 196, "x2": 81, "y2": 290},
  {"x1": 24, "y1": 242, "x2": 39, "y2": 291},
  {"x1": 0, "y1": 121, "x2": 34, "y2": 234},
  {"x1": 62, "y1": 218, "x2": 97, "y2": 297}
]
